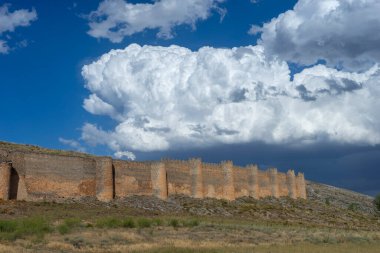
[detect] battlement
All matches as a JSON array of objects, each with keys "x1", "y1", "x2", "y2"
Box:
[{"x1": 0, "y1": 147, "x2": 307, "y2": 202}]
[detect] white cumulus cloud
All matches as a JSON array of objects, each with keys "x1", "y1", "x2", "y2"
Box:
[
  {"x1": 0, "y1": 3, "x2": 37, "y2": 54},
  {"x1": 87, "y1": 0, "x2": 225, "y2": 42},
  {"x1": 59, "y1": 138, "x2": 87, "y2": 153},
  {"x1": 81, "y1": 44, "x2": 380, "y2": 153},
  {"x1": 114, "y1": 151, "x2": 136, "y2": 161},
  {"x1": 251, "y1": 0, "x2": 380, "y2": 71}
]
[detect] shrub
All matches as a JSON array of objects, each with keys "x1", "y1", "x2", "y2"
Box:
[
  {"x1": 0, "y1": 217, "x2": 51, "y2": 241},
  {"x1": 122, "y1": 218, "x2": 135, "y2": 228},
  {"x1": 137, "y1": 218, "x2": 152, "y2": 228},
  {"x1": 169, "y1": 219, "x2": 179, "y2": 228},
  {"x1": 0, "y1": 220, "x2": 17, "y2": 233},
  {"x1": 58, "y1": 224, "x2": 70, "y2": 235},
  {"x1": 182, "y1": 219, "x2": 200, "y2": 228},
  {"x1": 64, "y1": 218, "x2": 81, "y2": 228},
  {"x1": 95, "y1": 217, "x2": 121, "y2": 228},
  {"x1": 152, "y1": 218, "x2": 163, "y2": 226},
  {"x1": 348, "y1": 203, "x2": 359, "y2": 212},
  {"x1": 374, "y1": 194, "x2": 380, "y2": 212}
]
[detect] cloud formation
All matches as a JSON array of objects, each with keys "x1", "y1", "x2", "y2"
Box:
[
  {"x1": 59, "y1": 138, "x2": 87, "y2": 153},
  {"x1": 250, "y1": 0, "x2": 380, "y2": 70},
  {"x1": 0, "y1": 3, "x2": 37, "y2": 54},
  {"x1": 81, "y1": 44, "x2": 380, "y2": 154},
  {"x1": 87, "y1": 0, "x2": 225, "y2": 42}
]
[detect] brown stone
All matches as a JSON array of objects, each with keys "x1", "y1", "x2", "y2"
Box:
[
  {"x1": 0, "y1": 162, "x2": 11, "y2": 200},
  {"x1": 96, "y1": 157, "x2": 114, "y2": 202},
  {"x1": 287, "y1": 170, "x2": 297, "y2": 199},
  {"x1": 248, "y1": 164, "x2": 259, "y2": 199},
  {"x1": 269, "y1": 168, "x2": 279, "y2": 198},
  {"x1": 151, "y1": 162, "x2": 168, "y2": 200},
  {"x1": 190, "y1": 158, "x2": 203, "y2": 198},
  {"x1": 222, "y1": 161, "x2": 235, "y2": 201}
]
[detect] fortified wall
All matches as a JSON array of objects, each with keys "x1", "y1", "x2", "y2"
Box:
[{"x1": 0, "y1": 148, "x2": 307, "y2": 202}]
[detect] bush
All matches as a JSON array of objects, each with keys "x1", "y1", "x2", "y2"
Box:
[
  {"x1": 95, "y1": 217, "x2": 121, "y2": 228},
  {"x1": 122, "y1": 218, "x2": 135, "y2": 228},
  {"x1": 0, "y1": 217, "x2": 51, "y2": 241},
  {"x1": 348, "y1": 203, "x2": 359, "y2": 212},
  {"x1": 168, "y1": 219, "x2": 179, "y2": 228},
  {"x1": 182, "y1": 219, "x2": 200, "y2": 228},
  {"x1": 64, "y1": 218, "x2": 81, "y2": 228},
  {"x1": 58, "y1": 218, "x2": 82, "y2": 235},
  {"x1": 152, "y1": 218, "x2": 163, "y2": 226},
  {"x1": 58, "y1": 224, "x2": 70, "y2": 235},
  {"x1": 374, "y1": 194, "x2": 380, "y2": 212},
  {"x1": 137, "y1": 218, "x2": 152, "y2": 228}
]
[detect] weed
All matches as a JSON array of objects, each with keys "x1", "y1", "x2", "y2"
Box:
[
  {"x1": 122, "y1": 218, "x2": 135, "y2": 228},
  {"x1": 182, "y1": 219, "x2": 200, "y2": 227},
  {"x1": 0, "y1": 217, "x2": 51, "y2": 241},
  {"x1": 348, "y1": 203, "x2": 359, "y2": 212},
  {"x1": 95, "y1": 217, "x2": 121, "y2": 228},
  {"x1": 57, "y1": 217, "x2": 82, "y2": 235},
  {"x1": 374, "y1": 194, "x2": 380, "y2": 212},
  {"x1": 152, "y1": 218, "x2": 163, "y2": 226},
  {"x1": 137, "y1": 218, "x2": 152, "y2": 228},
  {"x1": 57, "y1": 224, "x2": 70, "y2": 235},
  {"x1": 169, "y1": 219, "x2": 179, "y2": 228}
]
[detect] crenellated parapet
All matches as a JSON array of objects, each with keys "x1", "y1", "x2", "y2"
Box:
[{"x1": 1, "y1": 146, "x2": 307, "y2": 202}]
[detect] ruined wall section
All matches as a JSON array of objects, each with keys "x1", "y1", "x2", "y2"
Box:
[
  {"x1": 113, "y1": 160, "x2": 153, "y2": 197},
  {"x1": 233, "y1": 165, "x2": 249, "y2": 198},
  {"x1": 151, "y1": 162, "x2": 168, "y2": 200},
  {"x1": 190, "y1": 158, "x2": 203, "y2": 198},
  {"x1": 296, "y1": 172, "x2": 307, "y2": 199},
  {"x1": 247, "y1": 165, "x2": 259, "y2": 198},
  {"x1": 202, "y1": 162, "x2": 224, "y2": 199},
  {"x1": 95, "y1": 157, "x2": 113, "y2": 201},
  {"x1": 163, "y1": 159, "x2": 191, "y2": 196},
  {"x1": 7, "y1": 152, "x2": 97, "y2": 200}
]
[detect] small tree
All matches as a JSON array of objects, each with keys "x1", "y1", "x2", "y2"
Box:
[{"x1": 374, "y1": 194, "x2": 380, "y2": 212}]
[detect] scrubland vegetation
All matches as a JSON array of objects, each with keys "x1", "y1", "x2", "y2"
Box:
[{"x1": 0, "y1": 195, "x2": 379, "y2": 253}]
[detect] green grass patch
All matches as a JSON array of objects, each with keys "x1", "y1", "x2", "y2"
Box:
[
  {"x1": 168, "y1": 219, "x2": 179, "y2": 228},
  {"x1": 95, "y1": 217, "x2": 122, "y2": 228},
  {"x1": 182, "y1": 219, "x2": 200, "y2": 227},
  {"x1": 137, "y1": 218, "x2": 152, "y2": 228},
  {"x1": 58, "y1": 217, "x2": 82, "y2": 234},
  {"x1": 0, "y1": 217, "x2": 52, "y2": 241},
  {"x1": 122, "y1": 218, "x2": 136, "y2": 228}
]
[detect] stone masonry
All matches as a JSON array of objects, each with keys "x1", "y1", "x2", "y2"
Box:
[{"x1": 0, "y1": 147, "x2": 307, "y2": 202}]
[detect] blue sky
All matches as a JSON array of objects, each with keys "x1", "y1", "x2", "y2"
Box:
[{"x1": 1, "y1": 0, "x2": 380, "y2": 196}]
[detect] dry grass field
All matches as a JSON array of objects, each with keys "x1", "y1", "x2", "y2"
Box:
[{"x1": 0, "y1": 185, "x2": 379, "y2": 253}]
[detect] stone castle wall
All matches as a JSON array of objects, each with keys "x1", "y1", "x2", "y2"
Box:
[{"x1": 0, "y1": 148, "x2": 307, "y2": 202}]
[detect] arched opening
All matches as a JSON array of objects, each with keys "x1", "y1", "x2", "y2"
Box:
[{"x1": 9, "y1": 168, "x2": 19, "y2": 200}]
